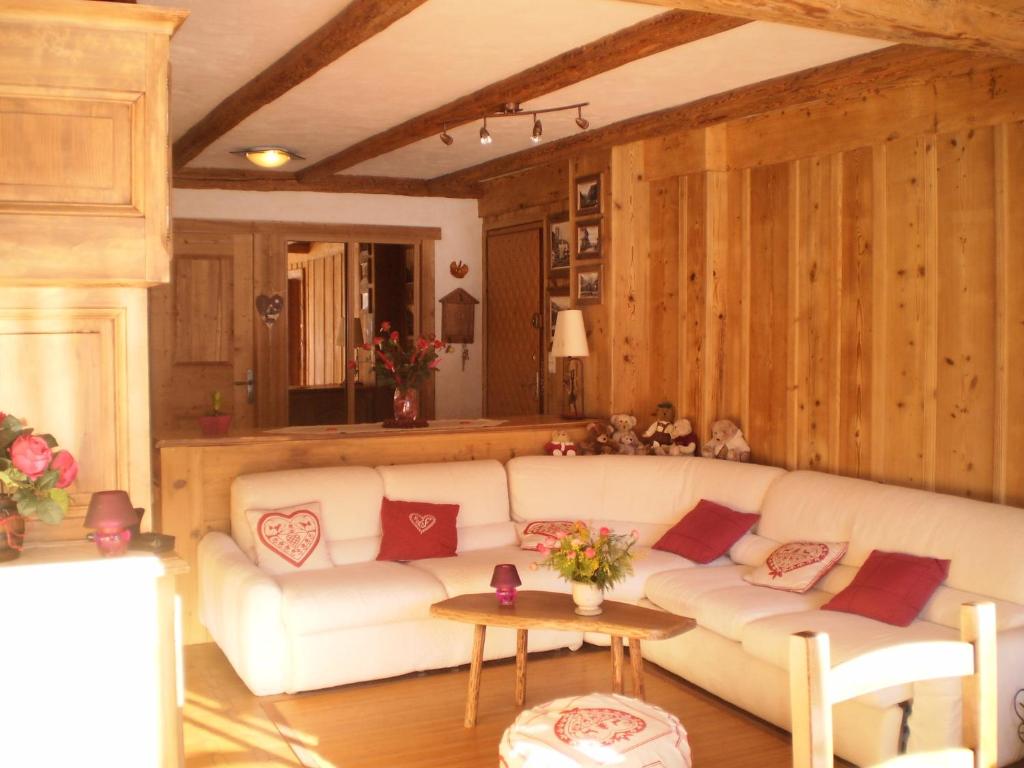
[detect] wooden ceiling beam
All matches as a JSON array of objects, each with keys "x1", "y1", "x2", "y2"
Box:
[
  {"x1": 173, "y1": 167, "x2": 481, "y2": 199},
  {"x1": 617, "y1": 0, "x2": 1024, "y2": 62},
  {"x1": 431, "y1": 45, "x2": 990, "y2": 186},
  {"x1": 297, "y1": 10, "x2": 748, "y2": 182},
  {"x1": 172, "y1": 0, "x2": 429, "y2": 170}
]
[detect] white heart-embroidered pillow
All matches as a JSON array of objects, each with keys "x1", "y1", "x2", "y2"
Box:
[
  {"x1": 246, "y1": 502, "x2": 333, "y2": 574},
  {"x1": 743, "y1": 540, "x2": 848, "y2": 593}
]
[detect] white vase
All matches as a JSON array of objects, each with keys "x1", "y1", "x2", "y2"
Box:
[{"x1": 572, "y1": 581, "x2": 604, "y2": 616}]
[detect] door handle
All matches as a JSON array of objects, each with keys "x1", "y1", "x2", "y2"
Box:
[
  {"x1": 530, "y1": 312, "x2": 542, "y2": 330},
  {"x1": 233, "y1": 368, "x2": 255, "y2": 403}
]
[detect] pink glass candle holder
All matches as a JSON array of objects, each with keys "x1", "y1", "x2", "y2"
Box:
[
  {"x1": 84, "y1": 490, "x2": 138, "y2": 558},
  {"x1": 490, "y1": 563, "x2": 522, "y2": 606},
  {"x1": 94, "y1": 527, "x2": 132, "y2": 557}
]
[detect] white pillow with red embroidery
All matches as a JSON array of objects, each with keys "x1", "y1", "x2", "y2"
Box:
[
  {"x1": 519, "y1": 520, "x2": 575, "y2": 551},
  {"x1": 246, "y1": 502, "x2": 333, "y2": 575},
  {"x1": 743, "y1": 540, "x2": 848, "y2": 593}
]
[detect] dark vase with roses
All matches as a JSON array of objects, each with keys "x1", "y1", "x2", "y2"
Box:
[{"x1": 0, "y1": 411, "x2": 79, "y2": 561}]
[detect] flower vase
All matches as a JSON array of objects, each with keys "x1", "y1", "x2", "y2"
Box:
[
  {"x1": 572, "y1": 581, "x2": 604, "y2": 616},
  {"x1": 393, "y1": 387, "x2": 420, "y2": 423},
  {"x1": 0, "y1": 494, "x2": 25, "y2": 562}
]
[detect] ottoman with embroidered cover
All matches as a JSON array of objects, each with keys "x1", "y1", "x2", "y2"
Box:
[{"x1": 498, "y1": 692, "x2": 691, "y2": 767}]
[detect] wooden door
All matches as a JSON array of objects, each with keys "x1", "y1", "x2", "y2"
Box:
[
  {"x1": 485, "y1": 227, "x2": 544, "y2": 416},
  {"x1": 149, "y1": 227, "x2": 256, "y2": 438}
]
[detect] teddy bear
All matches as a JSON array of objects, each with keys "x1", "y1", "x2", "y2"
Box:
[
  {"x1": 578, "y1": 421, "x2": 614, "y2": 455},
  {"x1": 616, "y1": 431, "x2": 643, "y2": 455},
  {"x1": 701, "y1": 419, "x2": 751, "y2": 462},
  {"x1": 641, "y1": 401, "x2": 678, "y2": 448},
  {"x1": 668, "y1": 418, "x2": 698, "y2": 456},
  {"x1": 543, "y1": 429, "x2": 577, "y2": 456},
  {"x1": 608, "y1": 413, "x2": 639, "y2": 449}
]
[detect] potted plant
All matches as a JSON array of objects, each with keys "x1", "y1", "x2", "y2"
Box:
[
  {"x1": 0, "y1": 411, "x2": 79, "y2": 561},
  {"x1": 537, "y1": 521, "x2": 637, "y2": 615},
  {"x1": 356, "y1": 321, "x2": 444, "y2": 426},
  {"x1": 198, "y1": 391, "x2": 231, "y2": 437}
]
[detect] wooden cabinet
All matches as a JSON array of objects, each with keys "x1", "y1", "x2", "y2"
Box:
[{"x1": 0, "y1": 0, "x2": 186, "y2": 285}]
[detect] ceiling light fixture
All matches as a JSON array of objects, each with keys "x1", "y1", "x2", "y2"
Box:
[
  {"x1": 230, "y1": 146, "x2": 304, "y2": 169},
  {"x1": 439, "y1": 101, "x2": 589, "y2": 149},
  {"x1": 575, "y1": 106, "x2": 590, "y2": 131}
]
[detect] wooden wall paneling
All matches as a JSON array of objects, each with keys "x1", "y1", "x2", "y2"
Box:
[
  {"x1": 679, "y1": 174, "x2": 706, "y2": 432},
  {"x1": 746, "y1": 163, "x2": 792, "y2": 467},
  {"x1": 647, "y1": 176, "x2": 681, "y2": 414},
  {"x1": 838, "y1": 146, "x2": 875, "y2": 479},
  {"x1": 935, "y1": 126, "x2": 997, "y2": 499},
  {"x1": 253, "y1": 228, "x2": 289, "y2": 427},
  {"x1": 419, "y1": 240, "x2": 437, "y2": 420},
  {"x1": 881, "y1": 135, "x2": 939, "y2": 490},
  {"x1": 994, "y1": 120, "x2": 1024, "y2": 506}
]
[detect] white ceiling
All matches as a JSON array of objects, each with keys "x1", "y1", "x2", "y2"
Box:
[{"x1": 153, "y1": 0, "x2": 891, "y2": 180}]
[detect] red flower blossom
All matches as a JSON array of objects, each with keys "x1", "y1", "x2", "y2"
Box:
[
  {"x1": 10, "y1": 434, "x2": 52, "y2": 479},
  {"x1": 50, "y1": 451, "x2": 78, "y2": 489},
  {"x1": 372, "y1": 336, "x2": 383, "y2": 346},
  {"x1": 433, "y1": 339, "x2": 443, "y2": 350},
  {"x1": 347, "y1": 360, "x2": 357, "y2": 369},
  {"x1": 390, "y1": 330, "x2": 400, "y2": 342},
  {"x1": 380, "y1": 321, "x2": 391, "y2": 331},
  {"x1": 416, "y1": 338, "x2": 429, "y2": 351},
  {"x1": 428, "y1": 358, "x2": 441, "y2": 370}
]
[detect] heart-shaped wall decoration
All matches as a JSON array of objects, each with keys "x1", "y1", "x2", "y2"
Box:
[
  {"x1": 256, "y1": 293, "x2": 285, "y2": 327},
  {"x1": 450, "y1": 260, "x2": 469, "y2": 279}
]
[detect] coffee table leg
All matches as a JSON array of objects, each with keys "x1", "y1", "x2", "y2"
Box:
[
  {"x1": 629, "y1": 638, "x2": 645, "y2": 700},
  {"x1": 515, "y1": 628, "x2": 528, "y2": 707},
  {"x1": 610, "y1": 636, "x2": 624, "y2": 694},
  {"x1": 465, "y1": 624, "x2": 487, "y2": 727}
]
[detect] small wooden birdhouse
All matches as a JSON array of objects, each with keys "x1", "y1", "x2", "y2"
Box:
[{"x1": 438, "y1": 287, "x2": 479, "y2": 344}]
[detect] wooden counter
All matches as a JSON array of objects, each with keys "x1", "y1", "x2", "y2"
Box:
[{"x1": 157, "y1": 415, "x2": 588, "y2": 644}]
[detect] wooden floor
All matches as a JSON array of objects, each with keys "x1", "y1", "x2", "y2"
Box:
[{"x1": 184, "y1": 642, "x2": 799, "y2": 767}]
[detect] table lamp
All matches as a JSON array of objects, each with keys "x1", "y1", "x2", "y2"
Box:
[
  {"x1": 551, "y1": 309, "x2": 590, "y2": 419},
  {"x1": 84, "y1": 490, "x2": 137, "y2": 557},
  {"x1": 490, "y1": 564, "x2": 522, "y2": 606}
]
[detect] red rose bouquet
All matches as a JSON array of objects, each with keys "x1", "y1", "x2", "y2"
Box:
[
  {"x1": 0, "y1": 411, "x2": 78, "y2": 524},
  {"x1": 357, "y1": 321, "x2": 445, "y2": 389}
]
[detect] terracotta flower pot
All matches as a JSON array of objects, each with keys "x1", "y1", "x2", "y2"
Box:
[
  {"x1": 0, "y1": 494, "x2": 25, "y2": 562},
  {"x1": 198, "y1": 414, "x2": 231, "y2": 437}
]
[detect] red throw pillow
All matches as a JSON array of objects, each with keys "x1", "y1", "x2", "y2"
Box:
[
  {"x1": 376, "y1": 498, "x2": 459, "y2": 561},
  {"x1": 653, "y1": 499, "x2": 760, "y2": 564},
  {"x1": 822, "y1": 549, "x2": 951, "y2": 626}
]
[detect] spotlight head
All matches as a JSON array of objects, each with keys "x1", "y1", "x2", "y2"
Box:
[
  {"x1": 440, "y1": 128, "x2": 453, "y2": 146},
  {"x1": 479, "y1": 121, "x2": 492, "y2": 145},
  {"x1": 575, "y1": 106, "x2": 589, "y2": 131},
  {"x1": 531, "y1": 116, "x2": 543, "y2": 144}
]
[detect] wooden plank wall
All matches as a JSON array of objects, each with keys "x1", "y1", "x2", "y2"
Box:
[
  {"x1": 288, "y1": 243, "x2": 346, "y2": 386},
  {"x1": 622, "y1": 60, "x2": 1024, "y2": 505}
]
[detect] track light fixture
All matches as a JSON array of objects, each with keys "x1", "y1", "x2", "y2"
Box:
[{"x1": 438, "y1": 101, "x2": 589, "y2": 150}]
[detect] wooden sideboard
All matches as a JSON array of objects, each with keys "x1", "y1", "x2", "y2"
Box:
[{"x1": 157, "y1": 416, "x2": 589, "y2": 644}]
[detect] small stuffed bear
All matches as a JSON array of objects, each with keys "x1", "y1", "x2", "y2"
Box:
[
  {"x1": 617, "y1": 432, "x2": 642, "y2": 455},
  {"x1": 641, "y1": 401, "x2": 678, "y2": 447},
  {"x1": 701, "y1": 419, "x2": 751, "y2": 462},
  {"x1": 543, "y1": 429, "x2": 577, "y2": 457},
  {"x1": 668, "y1": 418, "x2": 698, "y2": 456},
  {"x1": 608, "y1": 413, "x2": 639, "y2": 448},
  {"x1": 579, "y1": 421, "x2": 614, "y2": 455}
]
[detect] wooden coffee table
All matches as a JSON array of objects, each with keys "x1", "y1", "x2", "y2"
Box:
[{"x1": 430, "y1": 590, "x2": 695, "y2": 727}]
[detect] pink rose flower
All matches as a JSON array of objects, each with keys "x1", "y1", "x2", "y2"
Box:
[
  {"x1": 554, "y1": 531, "x2": 567, "y2": 540},
  {"x1": 428, "y1": 358, "x2": 441, "y2": 370},
  {"x1": 417, "y1": 337, "x2": 429, "y2": 351},
  {"x1": 50, "y1": 451, "x2": 78, "y2": 488},
  {"x1": 630, "y1": 529, "x2": 640, "y2": 539},
  {"x1": 433, "y1": 339, "x2": 443, "y2": 350},
  {"x1": 390, "y1": 330, "x2": 400, "y2": 342},
  {"x1": 584, "y1": 547, "x2": 596, "y2": 558},
  {"x1": 537, "y1": 543, "x2": 548, "y2": 554},
  {"x1": 10, "y1": 434, "x2": 52, "y2": 479},
  {"x1": 599, "y1": 526, "x2": 611, "y2": 536}
]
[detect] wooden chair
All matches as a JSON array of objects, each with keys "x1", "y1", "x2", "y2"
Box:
[{"x1": 789, "y1": 602, "x2": 997, "y2": 768}]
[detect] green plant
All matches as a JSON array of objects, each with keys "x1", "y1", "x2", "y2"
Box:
[
  {"x1": 538, "y1": 521, "x2": 637, "y2": 589},
  {"x1": 0, "y1": 412, "x2": 78, "y2": 524}
]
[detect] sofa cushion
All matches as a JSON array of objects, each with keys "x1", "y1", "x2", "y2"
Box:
[
  {"x1": 653, "y1": 500, "x2": 759, "y2": 564},
  {"x1": 518, "y1": 520, "x2": 575, "y2": 551},
  {"x1": 729, "y1": 533, "x2": 780, "y2": 567},
  {"x1": 377, "y1": 498, "x2": 459, "y2": 561},
  {"x1": 603, "y1": 547, "x2": 700, "y2": 604},
  {"x1": 645, "y1": 565, "x2": 752, "y2": 617},
  {"x1": 277, "y1": 561, "x2": 448, "y2": 636},
  {"x1": 740, "y1": 610, "x2": 957, "y2": 708},
  {"x1": 246, "y1": 503, "x2": 333, "y2": 575},
  {"x1": 692, "y1": 584, "x2": 830, "y2": 641},
  {"x1": 743, "y1": 541, "x2": 847, "y2": 593},
  {"x1": 408, "y1": 546, "x2": 570, "y2": 598},
  {"x1": 823, "y1": 550, "x2": 950, "y2": 627}
]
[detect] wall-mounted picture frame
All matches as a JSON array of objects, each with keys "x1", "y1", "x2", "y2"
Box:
[
  {"x1": 576, "y1": 219, "x2": 601, "y2": 260},
  {"x1": 576, "y1": 265, "x2": 603, "y2": 305},
  {"x1": 575, "y1": 174, "x2": 601, "y2": 216},
  {"x1": 548, "y1": 212, "x2": 570, "y2": 272},
  {"x1": 549, "y1": 294, "x2": 571, "y2": 342}
]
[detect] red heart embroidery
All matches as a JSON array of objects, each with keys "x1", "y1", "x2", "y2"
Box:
[
  {"x1": 766, "y1": 541, "x2": 829, "y2": 579},
  {"x1": 554, "y1": 707, "x2": 647, "y2": 746},
  {"x1": 408, "y1": 512, "x2": 436, "y2": 535},
  {"x1": 257, "y1": 509, "x2": 321, "y2": 567}
]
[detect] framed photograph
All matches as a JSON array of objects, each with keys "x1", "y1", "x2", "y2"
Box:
[
  {"x1": 549, "y1": 294, "x2": 571, "y2": 342},
  {"x1": 548, "y1": 213, "x2": 570, "y2": 272},
  {"x1": 575, "y1": 174, "x2": 601, "y2": 216},
  {"x1": 576, "y1": 265, "x2": 603, "y2": 305},
  {"x1": 576, "y1": 219, "x2": 601, "y2": 260}
]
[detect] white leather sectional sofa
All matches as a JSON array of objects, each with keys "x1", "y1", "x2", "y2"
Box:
[{"x1": 198, "y1": 455, "x2": 1024, "y2": 766}]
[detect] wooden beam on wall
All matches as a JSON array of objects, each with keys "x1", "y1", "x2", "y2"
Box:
[
  {"x1": 174, "y1": 167, "x2": 482, "y2": 199},
  {"x1": 616, "y1": 0, "x2": 1024, "y2": 62},
  {"x1": 172, "y1": 0, "x2": 429, "y2": 170},
  {"x1": 432, "y1": 45, "x2": 988, "y2": 186},
  {"x1": 298, "y1": 11, "x2": 748, "y2": 181}
]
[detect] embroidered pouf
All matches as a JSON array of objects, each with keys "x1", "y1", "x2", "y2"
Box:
[{"x1": 498, "y1": 693, "x2": 691, "y2": 768}]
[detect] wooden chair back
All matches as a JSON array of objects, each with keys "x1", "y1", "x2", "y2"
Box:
[{"x1": 789, "y1": 602, "x2": 997, "y2": 768}]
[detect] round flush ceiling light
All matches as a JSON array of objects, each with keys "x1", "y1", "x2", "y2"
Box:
[{"x1": 231, "y1": 146, "x2": 304, "y2": 169}]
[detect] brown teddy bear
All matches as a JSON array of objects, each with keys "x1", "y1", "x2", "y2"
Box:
[
  {"x1": 641, "y1": 401, "x2": 678, "y2": 447},
  {"x1": 578, "y1": 421, "x2": 614, "y2": 455},
  {"x1": 701, "y1": 419, "x2": 751, "y2": 462},
  {"x1": 608, "y1": 413, "x2": 639, "y2": 449},
  {"x1": 669, "y1": 418, "x2": 698, "y2": 456},
  {"x1": 544, "y1": 429, "x2": 577, "y2": 456}
]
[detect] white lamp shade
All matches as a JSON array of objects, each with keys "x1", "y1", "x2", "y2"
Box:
[{"x1": 551, "y1": 309, "x2": 589, "y2": 358}]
